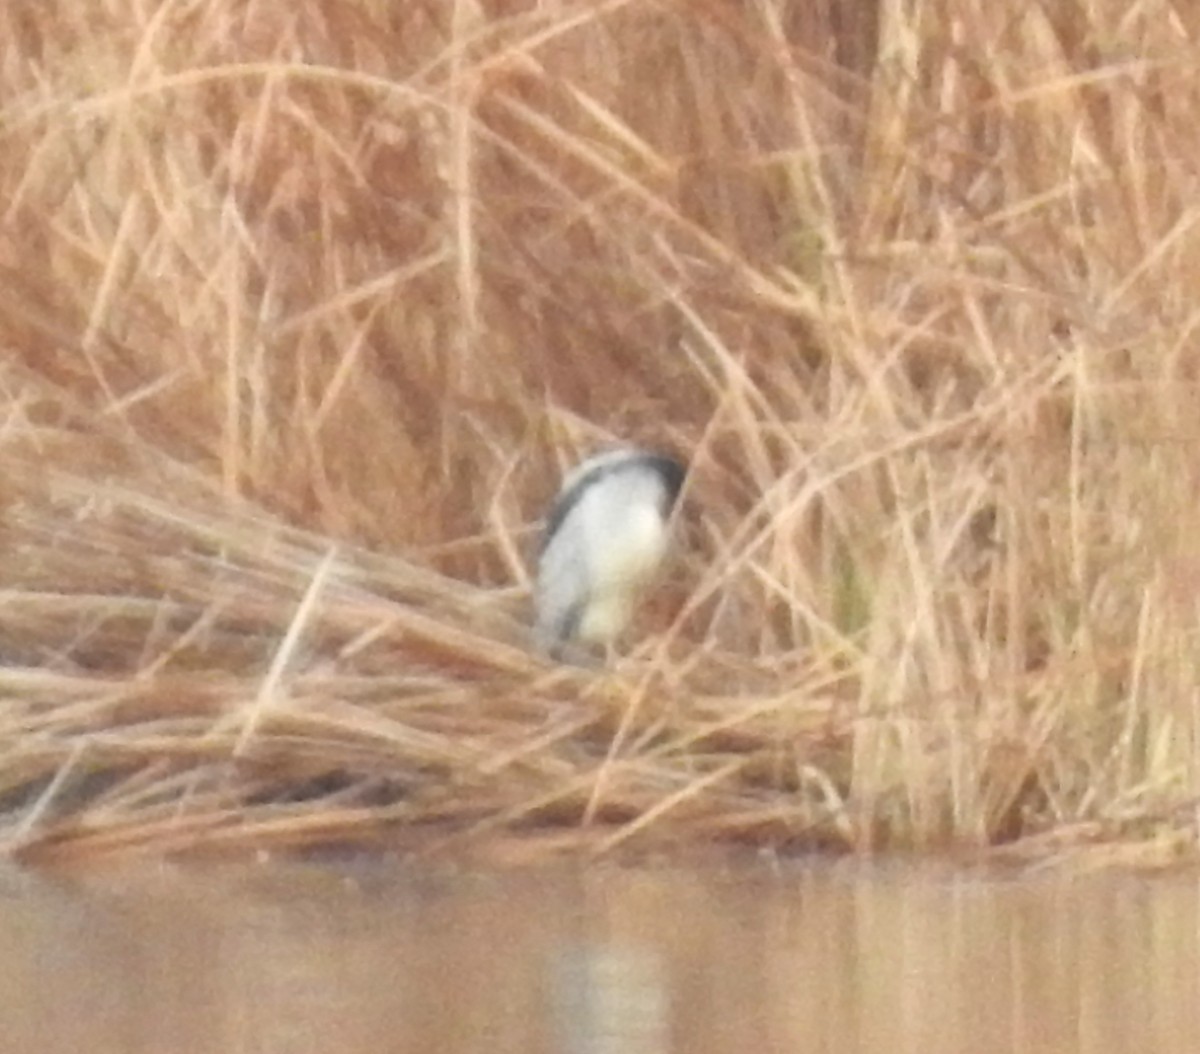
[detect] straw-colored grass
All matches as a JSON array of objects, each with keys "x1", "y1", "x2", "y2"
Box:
[{"x1": 1, "y1": 0, "x2": 1199, "y2": 867}]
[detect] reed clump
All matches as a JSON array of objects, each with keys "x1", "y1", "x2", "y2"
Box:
[{"x1": 1, "y1": 0, "x2": 1197, "y2": 867}]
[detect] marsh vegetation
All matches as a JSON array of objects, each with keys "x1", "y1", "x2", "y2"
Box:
[{"x1": 0, "y1": 1, "x2": 1196, "y2": 866}]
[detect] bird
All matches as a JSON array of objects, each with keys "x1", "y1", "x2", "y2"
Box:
[{"x1": 533, "y1": 446, "x2": 686, "y2": 660}]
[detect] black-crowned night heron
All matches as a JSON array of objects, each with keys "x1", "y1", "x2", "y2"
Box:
[{"x1": 534, "y1": 446, "x2": 687, "y2": 659}]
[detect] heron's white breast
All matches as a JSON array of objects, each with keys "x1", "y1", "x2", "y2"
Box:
[{"x1": 579, "y1": 474, "x2": 670, "y2": 605}]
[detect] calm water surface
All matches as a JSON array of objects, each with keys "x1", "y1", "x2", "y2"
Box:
[{"x1": 1, "y1": 855, "x2": 1198, "y2": 1053}]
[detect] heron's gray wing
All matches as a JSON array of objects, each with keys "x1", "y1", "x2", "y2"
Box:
[{"x1": 534, "y1": 524, "x2": 591, "y2": 649}]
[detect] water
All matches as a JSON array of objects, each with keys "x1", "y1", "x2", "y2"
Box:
[{"x1": 1, "y1": 855, "x2": 1198, "y2": 1053}]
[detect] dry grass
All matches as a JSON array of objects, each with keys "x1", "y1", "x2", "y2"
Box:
[{"x1": 1, "y1": 0, "x2": 1199, "y2": 867}]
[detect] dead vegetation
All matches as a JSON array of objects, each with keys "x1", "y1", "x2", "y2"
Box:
[{"x1": 1, "y1": 0, "x2": 1199, "y2": 866}]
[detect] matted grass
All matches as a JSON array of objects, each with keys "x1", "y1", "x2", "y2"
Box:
[{"x1": 1, "y1": 0, "x2": 1199, "y2": 866}]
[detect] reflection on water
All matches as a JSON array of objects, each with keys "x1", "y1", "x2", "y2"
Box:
[{"x1": 1, "y1": 855, "x2": 1198, "y2": 1053}]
